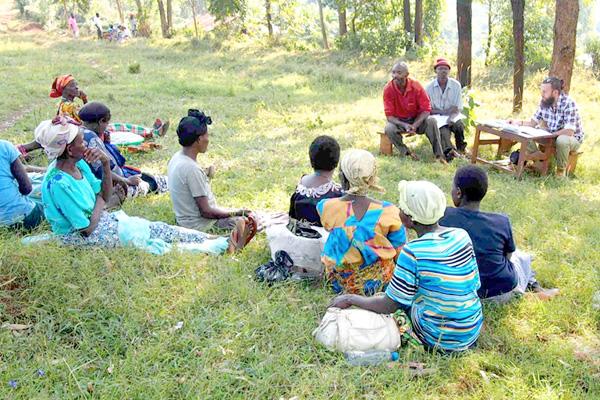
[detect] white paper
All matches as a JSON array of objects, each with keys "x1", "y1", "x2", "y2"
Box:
[
  {"x1": 480, "y1": 120, "x2": 550, "y2": 137},
  {"x1": 431, "y1": 113, "x2": 466, "y2": 128}
]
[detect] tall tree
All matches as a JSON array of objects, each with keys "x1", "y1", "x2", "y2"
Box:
[
  {"x1": 456, "y1": 0, "x2": 472, "y2": 87},
  {"x1": 190, "y1": 0, "x2": 199, "y2": 38},
  {"x1": 265, "y1": 0, "x2": 273, "y2": 37},
  {"x1": 511, "y1": 0, "x2": 525, "y2": 112},
  {"x1": 317, "y1": 0, "x2": 329, "y2": 49},
  {"x1": 549, "y1": 0, "x2": 579, "y2": 93},
  {"x1": 483, "y1": 0, "x2": 494, "y2": 66},
  {"x1": 414, "y1": 0, "x2": 423, "y2": 45},
  {"x1": 115, "y1": 0, "x2": 124, "y2": 23},
  {"x1": 403, "y1": 0, "x2": 412, "y2": 35},
  {"x1": 337, "y1": 0, "x2": 347, "y2": 36},
  {"x1": 157, "y1": 0, "x2": 170, "y2": 37}
]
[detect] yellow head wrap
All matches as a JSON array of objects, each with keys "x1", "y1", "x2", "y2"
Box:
[
  {"x1": 340, "y1": 149, "x2": 384, "y2": 196},
  {"x1": 397, "y1": 180, "x2": 446, "y2": 225}
]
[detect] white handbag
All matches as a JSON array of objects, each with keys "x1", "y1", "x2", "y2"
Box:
[
  {"x1": 265, "y1": 223, "x2": 328, "y2": 278},
  {"x1": 312, "y1": 307, "x2": 401, "y2": 352}
]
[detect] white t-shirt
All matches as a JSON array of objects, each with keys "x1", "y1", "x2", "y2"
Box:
[{"x1": 167, "y1": 150, "x2": 217, "y2": 231}]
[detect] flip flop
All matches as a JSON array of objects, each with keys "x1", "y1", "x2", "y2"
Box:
[{"x1": 243, "y1": 214, "x2": 258, "y2": 247}]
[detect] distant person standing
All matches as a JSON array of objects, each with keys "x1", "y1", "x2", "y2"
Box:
[
  {"x1": 68, "y1": 13, "x2": 79, "y2": 38},
  {"x1": 129, "y1": 14, "x2": 137, "y2": 37},
  {"x1": 92, "y1": 12, "x2": 102, "y2": 40}
]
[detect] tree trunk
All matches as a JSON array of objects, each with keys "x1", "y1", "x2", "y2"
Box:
[
  {"x1": 549, "y1": 0, "x2": 579, "y2": 93},
  {"x1": 404, "y1": 0, "x2": 412, "y2": 34},
  {"x1": 167, "y1": 0, "x2": 173, "y2": 33},
  {"x1": 456, "y1": 0, "x2": 472, "y2": 87},
  {"x1": 484, "y1": 0, "x2": 493, "y2": 67},
  {"x1": 115, "y1": 0, "x2": 124, "y2": 23},
  {"x1": 338, "y1": 3, "x2": 347, "y2": 36},
  {"x1": 265, "y1": 0, "x2": 273, "y2": 37},
  {"x1": 403, "y1": 0, "x2": 412, "y2": 34},
  {"x1": 511, "y1": 0, "x2": 525, "y2": 112},
  {"x1": 414, "y1": 0, "x2": 423, "y2": 46},
  {"x1": 157, "y1": 0, "x2": 169, "y2": 38},
  {"x1": 61, "y1": 0, "x2": 69, "y2": 27},
  {"x1": 317, "y1": 0, "x2": 329, "y2": 49},
  {"x1": 190, "y1": 0, "x2": 199, "y2": 39}
]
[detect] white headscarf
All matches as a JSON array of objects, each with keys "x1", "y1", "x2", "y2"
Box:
[
  {"x1": 34, "y1": 118, "x2": 80, "y2": 160},
  {"x1": 340, "y1": 149, "x2": 384, "y2": 196},
  {"x1": 397, "y1": 180, "x2": 446, "y2": 225}
]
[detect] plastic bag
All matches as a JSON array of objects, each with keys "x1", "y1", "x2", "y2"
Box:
[
  {"x1": 114, "y1": 210, "x2": 172, "y2": 255},
  {"x1": 255, "y1": 250, "x2": 294, "y2": 284}
]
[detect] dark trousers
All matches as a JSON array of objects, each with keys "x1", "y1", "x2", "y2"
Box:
[
  {"x1": 384, "y1": 117, "x2": 448, "y2": 158},
  {"x1": 440, "y1": 119, "x2": 467, "y2": 152},
  {"x1": 96, "y1": 26, "x2": 102, "y2": 39}
]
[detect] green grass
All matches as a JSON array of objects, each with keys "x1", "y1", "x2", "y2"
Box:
[{"x1": 0, "y1": 31, "x2": 599, "y2": 399}]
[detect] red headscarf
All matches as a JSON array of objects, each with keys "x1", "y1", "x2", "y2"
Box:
[{"x1": 49, "y1": 74, "x2": 75, "y2": 98}]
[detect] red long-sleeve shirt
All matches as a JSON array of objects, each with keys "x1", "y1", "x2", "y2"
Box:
[{"x1": 383, "y1": 78, "x2": 431, "y2": 119}]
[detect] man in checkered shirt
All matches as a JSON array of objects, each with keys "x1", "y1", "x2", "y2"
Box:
[{"x1": 509, "y1": 77, "x2": 584, "y2": 177}]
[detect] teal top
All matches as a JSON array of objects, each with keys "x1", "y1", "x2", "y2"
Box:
[{"x1": 41, "y1": 159, "x2": 101, "y2": 235}]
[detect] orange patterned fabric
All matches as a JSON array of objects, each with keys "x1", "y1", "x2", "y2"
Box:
[{"x1": 49, "y1": 75, "x2": 75, "y2": 98}]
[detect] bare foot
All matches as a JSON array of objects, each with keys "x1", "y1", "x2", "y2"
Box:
[
  {"x1": 436, "y1": 156, "x2": 448, "y2": 165},
  {"x1": 227, "y1": 218, "x2": 252, "y2": 253}
]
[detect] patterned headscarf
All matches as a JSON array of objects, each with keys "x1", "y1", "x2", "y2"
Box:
[
  {"x1": 340, "y1": 149, "x2": 384, "y2": 196},
  {"x1": 397, "y1": 180, "x2": 446, "y2": 225},
  {"x1": 34, "y1": 116, "x2": 81, "y2": 160},
  {"x1": 50, "y1": 74, "x2": 75, "y2": 98}
]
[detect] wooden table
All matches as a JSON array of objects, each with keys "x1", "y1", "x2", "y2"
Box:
[{"x1": 470, "y1": 123, "x2": 559, "y2": 179}]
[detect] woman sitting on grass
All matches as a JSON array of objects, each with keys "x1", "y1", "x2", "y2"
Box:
[
  {"x1": 78, "y1": 102, "x2": 168, "y2": 199},
  {"x1": 317, "y1": 149, "x2": 407, "y2": 295},
  {"x1": 0, "y1": 139, "x2": 44, "y2": 230},
  {"x1": 17, "y1": 74, "x2": 168, "y2": 158},
  {"x1": 330, "y1": 180, "x2": 483, "y2": 353},
  {"x1": 36, "y1": 118, "x2": 251, "y2": 253},
  {"x1": 289, "y1": 135, "x2": 343, "y2": 226}
]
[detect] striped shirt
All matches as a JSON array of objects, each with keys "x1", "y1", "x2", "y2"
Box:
[{"x1": 385, "y1": 228, "x2": 483, "y2": 352}]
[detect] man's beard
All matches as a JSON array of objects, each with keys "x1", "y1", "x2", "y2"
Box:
[{"x1": 540, "y1": 96, "x2": 555, "y2": 108}]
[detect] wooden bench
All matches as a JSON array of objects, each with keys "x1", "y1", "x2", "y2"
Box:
[
  {"x1": 376, "y1": 131, "x2": 415, "y2": 156},
  {"x1": 566, "y1": 151, "x2": 583, "y2": 176}
]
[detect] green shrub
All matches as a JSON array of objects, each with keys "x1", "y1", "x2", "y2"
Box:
[
  {"x1": 586, "y1": 36, "x2": 600, "y2": 78},
  {"x1": 128, "y1": 62, "x2": 141, "y2": 74}
]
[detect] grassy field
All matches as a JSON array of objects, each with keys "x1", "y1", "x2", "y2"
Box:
[{"x1": 0, "y1": 27, "x2": 599, "y2": 399}]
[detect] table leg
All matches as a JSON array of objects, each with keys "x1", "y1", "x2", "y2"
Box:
[
  {"x1": 515, "y1": 141, "x2": 527, "y2": 179},
  {"x1": 539, "y1": 138, "x2": 555, "y2": 176},
  {"x1": 471, "y1": 127, "x2": 481, "y2": 164}
]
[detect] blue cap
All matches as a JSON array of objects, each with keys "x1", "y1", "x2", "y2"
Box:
[{"x1": 391, "y1": 351, "x2": 399, "y2": 362}]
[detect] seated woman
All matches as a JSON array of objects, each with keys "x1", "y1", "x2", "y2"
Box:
[
  {"x1": 77, "y1": 102, "x2": 168, "y2": 198},
  {"x1": 330, "y1": 180, "x2": 483, "y2": 353},
  {"x1": 0, "y1": 140, "x2": 44, "y2": 230},
  {"x1": 35, "y1": 119, "x2": 251, "y2": 253},
  {"x1": 440, "y1": 165, "x2": 559, "y2": 302},
  {"x1": 317, "y1": 149, "x2": 407, "y2": 295},
  {"x1": 289, "y1": 135, "x2": 343, "y2": 226},
  {"x1": 17, "y1": 74, "x2": 168, "y2": 158}
]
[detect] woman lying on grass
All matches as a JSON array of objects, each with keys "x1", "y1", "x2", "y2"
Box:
[
  {"x1": 317, "y1": 149, "x2": 407, "y2": 296},
  {"x1": 17, "y1": 74, "x2": 168, "y2": 158},
  {"x1": 78, "y1": 102, "x2": 168, "y2": 200},
  {"x1": 330, "y1": 180, "x2": 483, "y2": 353},
  {"x1": 36, "y1": 118, "x2": 251, "y2": 253}
]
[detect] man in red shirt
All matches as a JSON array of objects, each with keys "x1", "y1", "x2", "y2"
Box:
[{"x1": 383, "y1": 62, "x2": 448, "y2": 163}]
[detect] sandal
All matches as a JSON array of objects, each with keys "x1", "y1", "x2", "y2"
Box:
[{"x1": 243, "y1": 214, "x2": 258, "y2": 247}]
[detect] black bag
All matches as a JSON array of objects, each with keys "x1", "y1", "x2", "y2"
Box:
[
  {"x1": 255, "y1": 250, "x2": 295, "y2": 284},
  {"x1": 287, "y1": 219, "x2": 322, "y2": 239}
]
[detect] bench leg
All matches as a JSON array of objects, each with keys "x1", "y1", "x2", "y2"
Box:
[{"x1": 379, "y1": 134, "x2": 393, "y2": 155}]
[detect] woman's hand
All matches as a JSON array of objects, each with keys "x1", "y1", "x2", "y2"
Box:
[
  {"x1": 84, "y1": 148, "x2": 109, "y2": 166},
  {"x1": 126, "y1": 175, "x2": 142, "y2": 186},
  {"x1": 328, "y1": 294, "x2": 355, "y2": 309}
]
